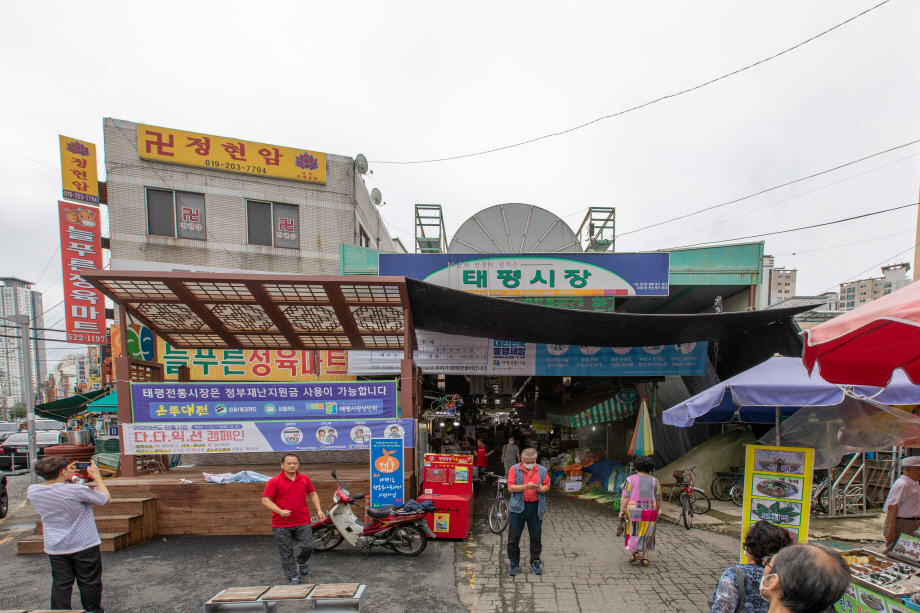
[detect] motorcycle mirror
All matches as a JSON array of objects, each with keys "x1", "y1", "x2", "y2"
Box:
[
  {"x1": 353, "y1": 493, "x2": 365, "y2": 500},
  {"x1": 331, "y1": 469, "x2": 337, "y2": 480}
]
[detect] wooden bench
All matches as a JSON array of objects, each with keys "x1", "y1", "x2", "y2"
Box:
[{"x1": 203, "y1": 583, "x2": 366, "y2": 613}]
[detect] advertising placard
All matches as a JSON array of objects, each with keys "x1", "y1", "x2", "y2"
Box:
[
  {"x1": 740, "y1": 445, "x2": 814, "y2": 563},
  {"x1": 370, "y1": 438, "x2": 404, "y2": 508},
  {"x1": 59, "y1": 135, "x2": 99, "y2": 204},
  {"x1": 77, "y1": 358, "x2": 88, "y2": 391},
  {"x1": 379, "y1": 253, "x2": 669, "y2": 297},
  {"x1": 348, "y1": 331, "x2": 707, "y2": 377},
  {"x1": 123, "y1": 418, "x2": 414, "y2": 455},
  {"x1": 130, "y1": 381, "x2": 397, "y2": 422},
  {"x1": 58, "y1": 200, "x2": 106, "y2": 344},
  {"x1": 138, "y1": 123, "x2": 326, "y2": 184}
]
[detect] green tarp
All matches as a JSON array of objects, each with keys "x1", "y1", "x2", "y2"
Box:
[
  {"x1": 34, "y1": 389, "x2": 111, "y2": 422},
  {"x1": 546, "y1": 391, "x2": 638, "y2": 428},
  {"x1": 86, "y1": 391, "x2": 117, "y2": 414}
]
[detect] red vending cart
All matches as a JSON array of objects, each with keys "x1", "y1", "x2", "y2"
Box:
[{"x1": 418, "y1": 453, "x2": 474, "y2": 539}]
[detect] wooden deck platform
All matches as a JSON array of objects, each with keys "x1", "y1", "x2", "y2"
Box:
[{"x1": 103, "y1": 464, "x2": 412, "y2": 536}]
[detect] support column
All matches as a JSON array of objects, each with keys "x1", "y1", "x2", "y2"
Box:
[{"x1": 116, "y1": 305, "x2": 136, "y2": 477}]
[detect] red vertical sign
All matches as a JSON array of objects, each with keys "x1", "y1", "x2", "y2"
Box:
[{"x1": 58, "y1": 201, "x2": 106, "y2": 344}]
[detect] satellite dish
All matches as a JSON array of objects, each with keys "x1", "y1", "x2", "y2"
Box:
[
  {"x1": 371, "y1": 188, "x2": 383, "y2": 206},
  {"x1": 449, "y1": 203, "x2": 582, "y2": 254},
  {"x1": 355, "y1": 154, "x2": 369, "y2": 175}
]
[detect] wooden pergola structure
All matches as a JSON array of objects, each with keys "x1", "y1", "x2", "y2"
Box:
[{"x1": 82, "y1": 271, "x2": 422, "y2": 478}]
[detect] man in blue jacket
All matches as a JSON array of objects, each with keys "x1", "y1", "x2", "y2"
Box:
[{"x1": 506, "y1": 448, "x2": 550, "y2": 576}]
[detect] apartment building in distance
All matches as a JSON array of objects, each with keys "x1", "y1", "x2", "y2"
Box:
[
  {"x1": 838, "y1": 262, "x2": 912, "y2": 311},
  {"x1": 761, "y1": 255, "x2": 797, "y2": 306},
  {"x1": 0, "y1": 277, "x2": 48, "y2": 407}
]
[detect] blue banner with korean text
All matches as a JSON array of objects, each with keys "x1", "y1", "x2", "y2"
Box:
[
  {"x1": 370, "y1": 438, "x2": 405, "y2": 508},
  {"x1": 535, "y1": 342, "x2": 706, "y2": 376},
  {"x1": 130, "y1": 381, "x2": 397, "y2": 422}
]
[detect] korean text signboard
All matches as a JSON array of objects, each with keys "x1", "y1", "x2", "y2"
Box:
[
  {"x1": 58, "y1": 201, "x2": 106, "y2": 344},
  {"x1": 138, "y1": 123, "x2": 326, "y2": 184},
  {"x1": 740, "y1": 445, "x2": 814, "y2": 562},
  {"x1": 123, "y1": 418, "x2": 414, "y2": 454},
  {"x1": 348, "y1": 331, "x2": 707, "y2": 376},
  {"x1": 370, "y1": 438, "x2": 405, "y2": 508},
  {"x1": 379, "y1": 253, "x2": 669, "y2": 297},
  {"x1": 130, "y1": 381, "x2": 397, "y2": 422},
  {"x1": 59, "y1": 135, "x2": 99, "y2": 204}
]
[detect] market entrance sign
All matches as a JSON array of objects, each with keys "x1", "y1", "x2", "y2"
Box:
[
  {"x1": 378, "y1": 253, "x2": 669, "y2": 297},
  {"x1": 137, "y1": 123, "x2": 326, "y2": 184}
]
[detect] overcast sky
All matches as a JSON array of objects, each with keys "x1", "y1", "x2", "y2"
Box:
[{"x1": 1, "y1": 1, "x2": 918, "y2": 364}]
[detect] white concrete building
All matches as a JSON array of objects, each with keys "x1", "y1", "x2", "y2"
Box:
[
  {"x1": 838, "y1": 263, "x2": 912, "y2": 311},
  {"x1": 0, "y1": 277, "x2": 48, "y2": 407}
]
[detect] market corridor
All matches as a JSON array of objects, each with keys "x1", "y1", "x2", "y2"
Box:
[{"x1": 456, "y1": 483, "x2": 739, "y2": 613}]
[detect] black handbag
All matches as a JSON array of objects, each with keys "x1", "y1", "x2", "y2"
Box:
[{"x1": 616, "y1": 515, "x2": 627, "y2": 537}]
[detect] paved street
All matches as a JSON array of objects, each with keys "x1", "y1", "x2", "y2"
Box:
[{"x1": 456, "y1": 481, "x2": 740, "y2": 613}]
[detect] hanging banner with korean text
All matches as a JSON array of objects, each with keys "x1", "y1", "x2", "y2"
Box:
[
  {"x1": 347, "y1": 331, "x2": 707, "y2": 376},
  {"x1": 59, "y1": 135, "x2": 99, "y2": 204},
  {"x1": 370, "y1": 438, "x2": 405, "y2": 508},
  {"x1": 137, "y1": 123, "x2": 326, "y2": 184},
  {"x1": 122, "y1": 418, "x2": 415, "y2": 454},
  {"x1": 58, "y1": 201, "x2": 106, "y2": 344},
  {"x1": 130, "y1": 381, "x2": 398, "y2": 422},
  {"x1": 379, "y1": 253, "x2": 669, "y2": 297},
  {"x1": 110, "y1": 324, "x2": 353, "y2": 382},
  {"x1": 740, "y1": 445, "x2": 814, "y2": 563}
]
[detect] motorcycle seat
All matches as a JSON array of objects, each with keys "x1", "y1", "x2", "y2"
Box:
[{"x1": 367, "y1": 505, "x2": 394, "y2": 518}]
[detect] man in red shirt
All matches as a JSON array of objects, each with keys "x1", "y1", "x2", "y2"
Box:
[
  {"x1": 506, "y1": 448, "x2": 550, "y2": 576},
  {"x1": 262, "y1": 454, "x2": 326, "y2": 585}
]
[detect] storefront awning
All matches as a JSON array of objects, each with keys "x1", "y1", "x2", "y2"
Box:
[
  {"x1": 86, "y1": 391, "x2": 118, "y2": 414},
  {"x1": 34, "y1": 389, "x2": 110, "y2": 422},
  {"x1": 546, "y1": 390, "x2": 639, "y2": 428}
]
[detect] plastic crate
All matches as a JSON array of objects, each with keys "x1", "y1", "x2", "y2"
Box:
[
  {"x1": 95, "y1": 439, "x2": 120, "y2": 454},
  {"x1": 902, "y1": 596, "x2": 920, "y2": 612}
]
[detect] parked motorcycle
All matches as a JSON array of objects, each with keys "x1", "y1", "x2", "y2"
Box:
[{"x1": 311, "y1": 469, "x2": 435, "y2": 557}]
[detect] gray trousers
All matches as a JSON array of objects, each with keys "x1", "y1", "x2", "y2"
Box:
[{"x1": 272, "y1": 524, "x2": 314, "y2": 580}]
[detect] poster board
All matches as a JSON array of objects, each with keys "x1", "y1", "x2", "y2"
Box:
[
  {"x1": 370, "y1": 438, "x2": 404, "y2": 508},
  {"x1": 740, "y1": 444, "x2": 814, "y2": 562}
]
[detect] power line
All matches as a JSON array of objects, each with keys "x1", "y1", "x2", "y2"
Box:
[
  {"x1": 370, "y1": 0, "x2": 893, "y2": 164},
  {"x1": 820, "y1": 238, "x2": 920, "y2": 294},
  {"x1": 773, "y1": 229, "x2": 914, "y2": 256},
  {"x1": 623, "y1": 138, "x2": 920, "y2": 241},
  {"x1": 33, "y1": 246, "x2": 61, "y2": 286},
  {"x1": 639, "y1": 149, "x2": 920, "y2": 250},
  {"x1": 667, "y1": 202, "x2": 918, "y2": 249}
]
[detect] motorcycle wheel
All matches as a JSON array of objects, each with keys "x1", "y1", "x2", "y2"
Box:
[
  {"x1": 391, "y1": 524, "x2": 428, "y2": 556},
  {"x1": 312, "y1": 525, "x2": 344, "y2": 551}
]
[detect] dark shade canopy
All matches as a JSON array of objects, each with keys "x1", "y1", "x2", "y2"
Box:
[
  {"x1": 404, "y1": 279, "x2": 812, "y2": 346},
  {"x1": 34, "y1": 389, "x2": 110, "y2": 421}
]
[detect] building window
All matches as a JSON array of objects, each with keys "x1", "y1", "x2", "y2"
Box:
[
  {"x1": 358, "y1": 225, "x2": 370, "y2": 248},
  {"x1": 785, "y1": 283, "x2": 790, "y2": 286},
  {"x1": 847, "y1": 301, "x2": 855, "y2": 307},
  {"x1": 146, "y1": 188, "x2": 206, "y2": 239},
  {"x1": 247, "y1": 200, "x2": 300, "y2": 249}
]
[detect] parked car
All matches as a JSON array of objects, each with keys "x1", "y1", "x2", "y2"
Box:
[
  {"x1": 0, "y1": 474, "x2": 7, "y2": 518},
  {"x1": 0, "y1": 431, "x2": 64, "y2": 470},
  {"x1": 0, "y1": 422, "x2": 19, "y2": 445}
]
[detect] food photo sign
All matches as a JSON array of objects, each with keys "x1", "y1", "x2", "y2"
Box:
[{"x1": 740, "y1": 445, "x2": 814, "y2": 563}]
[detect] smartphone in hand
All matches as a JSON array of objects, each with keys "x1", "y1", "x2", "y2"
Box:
[{"x1": 75, "y1": 462, "x2": 91, "y2": 469}]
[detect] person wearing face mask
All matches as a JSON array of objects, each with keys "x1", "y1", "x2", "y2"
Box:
[
  {"x1": 506, "y1": 448, "x2": 550, "y2": 577},
  {"x1": 502, "y1": 436, "x2": 521, "y2": 479},
  {"x1": 883, "y1": 456, "x2": 920, "y2": 552},
  {"x1": 707, "y1": 520, "x2": 794, "y2": 613},
  {"x1": 757, "y1": 544, "x2": 850, "y2": 613}
]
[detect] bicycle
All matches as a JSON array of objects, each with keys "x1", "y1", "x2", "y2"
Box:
[
  {"x1": 711, "y1": 468, "x2": 743, "y2": 501},
  {"x1": 479, "y1": 471, "x2": 510, "y2": 534},
  {"x1": 729, "y1": 482, "x2": 745, "y2": 507},
  {"x1": 678, "y1": 467, "x2": 711, "y2": 530}
]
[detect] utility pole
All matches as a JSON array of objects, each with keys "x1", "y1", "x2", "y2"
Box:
[{"x1": 3, "y1": 314, "x2": 38, "y2": 483}]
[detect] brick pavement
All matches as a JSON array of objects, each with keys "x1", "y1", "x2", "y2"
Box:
[{"x1": 455, "y1": 485, "x2": 740, "y2": 613}]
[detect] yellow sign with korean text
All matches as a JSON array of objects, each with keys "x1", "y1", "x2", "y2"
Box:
[
  {"x1": 59, "y1": 135, "x2": 99, "y2": 204},
  {"x1": 740, "y1": 445, "x2": 814, "y2": 562},
  {"x1": 137, "y1": 124, "x2": 326, "y2": 184},
  {"x1": 110, "y1": 324, "x2": 353, "y2": 382}
]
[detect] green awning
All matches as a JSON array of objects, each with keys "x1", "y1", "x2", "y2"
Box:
[
  {"x1": 546, "y1": 391, "x2": 639, "y2": 428},
  {"x1": 34, "y1": 389, "x2": 111, "y2": 421},
  {"x1": 86, "y1": 391, "x2": 118, "y2": 414}
]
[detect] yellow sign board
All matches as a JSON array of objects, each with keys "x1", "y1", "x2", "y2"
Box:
[
  {"x1": 59, "y1": 135, "x2": 99, "y2": 204},
  {"x1": 740, "y1": 445, "x2": 814, "y2": 562},
  {"x1": 137, "y1": 124, "x2": 326, "y2": 184}
]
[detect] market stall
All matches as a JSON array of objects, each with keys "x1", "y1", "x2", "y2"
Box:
[{"x1": 836, "y1": 535, "x2": 920, "y2": 613}]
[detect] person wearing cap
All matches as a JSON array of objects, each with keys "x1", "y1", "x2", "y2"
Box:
[{"x1": 883, "y1": 456, "x2": 920, "y2": 551}]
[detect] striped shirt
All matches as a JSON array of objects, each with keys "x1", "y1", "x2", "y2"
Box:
[{"x1": 27, "y1": 482, "x2": 108, "y2": 555}]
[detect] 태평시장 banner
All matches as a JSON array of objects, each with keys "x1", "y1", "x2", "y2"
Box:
[
  {"x1": 740, "y1": 445, "x2": 814, "y2": 563},
  {"x1": 347, "y1": 331, "x2": 707, "y2": 377},
  {"x1": 138, "y1": 123, "x2": 326, "y2": 184},
  {"x1": 370, "y1": 438, "x2": 405, "y2": 508},
  {"x1": 59, "y1": 135, "x2": 99, "y2": 204},
  {"x1": 122, "y1": 418, "x2": 415, "y2": 455},
  {"x1": 58, "y1": 201, "x2": 106, "y2": 344},
  {"x1": 130, "y1": 381, "x2": 398, "y2": 423}
]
